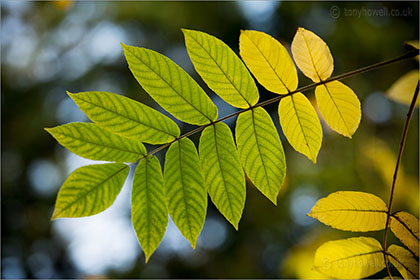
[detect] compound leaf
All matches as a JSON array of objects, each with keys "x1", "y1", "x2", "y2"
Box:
[
  {"x1": 199, "y1": 122, "x2": 245, "y2": 229},
  {"x1": 132, "y1": 155, "x2": 168, "y2": 263},
  {"x1": 236, "y1": 107, "x2": 286, "y2": 204},
  {"x1": 315, "y1": 81, "x2": 361, "y2": 138},
  {"x1": 122, "y1": 43, "x2": 218, "y2": 125},
  {"x1": 308, "y1": 191, "x2": 388, "y2": 232},
  {"x1": 164, "y1": 138, "x2": 207, "y2": 249},
  {"x1": 69, "y1": 91, "x2": 180, "y2": 144},
  {"x1": 239, "y1": 30, "x2": 298, "y2": 94},
  {"x1": 45, "y1": 122, "x2": 146, "y2": 162},
  {"x1": 183, "y1": 29, "x2": 259, "y2": 108},
  {"x1": 390, "y1": 211, "x2": 419, "y2": 257},
  {"x1": 387, "y1": 70, "x2": 419, "y2": 107},
  {"x1": 314, "y1": 237, "x2": 385, "y2": 279},
  {"x1": 291, "y1": 27, "x2": 334, "y2": 82},
  {"x1": 52, "y1": 163, "x2": 129, "y2": 220},
  {"x1": 279, "y1": 92, "x2": 322, "y2": 163},
  {"x1": 387, "y1": 245, "x2": 419, "y2": 279}
]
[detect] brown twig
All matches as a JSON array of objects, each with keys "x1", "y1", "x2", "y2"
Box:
[
  {"x1": 139, "y1": 49, "x2": 418, "y2": 160},
  {"x1": 382, "y1": 80, "x2": 419, "y2": 278}
]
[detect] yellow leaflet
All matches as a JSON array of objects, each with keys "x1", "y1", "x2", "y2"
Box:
[
  {"x1": 279, "y1": 92, "x2": 322, "y2": 163},
  {"x1": 390, "y1": 211, "x2": 419, "y2": 257},
  {"x1": 314, "y1": 237, "x2": 385, "y2": 279},
  {"x1": 315, "y1": 81, "x2": 361, "y2": 138},
  {"x1": 291, "y1": 27, "x2": 334, "y2": 82},
  {"x1": 308, "y1": 191, "x2": 388, "y2": 232},
  {"x1": 387, "y1": 245, "x2": 419, "y2": 279},
  {"x1": 406, "y1": 40, "x2": 419, "y2": 61},
  {"x1": 387, "y1": 70, "x2": 419, "y2": 107},
  {"x1": 239, "y1": 30, "x2": 298, "y2": 94}
]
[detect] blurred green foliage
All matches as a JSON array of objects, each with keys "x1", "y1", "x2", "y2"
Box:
[{"x1": 1, "y1": 1, "x2": 418, "y2": 278}]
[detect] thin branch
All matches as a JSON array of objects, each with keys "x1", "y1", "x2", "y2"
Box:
[
  {"x1": 382, "y1": 80, "x2": 419, "y2": 278},
  {"x1": 138, "y1": 49, "x2": 418, "y2": 161}
]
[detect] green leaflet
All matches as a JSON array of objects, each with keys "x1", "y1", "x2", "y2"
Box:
[
  {"x1": 183, "y1": 29, "x2": 259, "y2": 109},
  {"x1": 199, "y1": 122, "x2": 246, "y2": 229},
  {"x1": 164, "y1": 138, "x2": 207, "y2": 248},
  {"x1": 236, "y1": 107, "x2": 286, "y2": 204},
  {"x1": 45, "y1": 122, "x2": 146, "y2": 162},
  {"x1": 132, "y1": 156, "x2": 168, "y2": 263},
  {"x1": 52, "y1": 163, "x2": 129, "y2": 220},
  {"x1": 122, "y1": 44, "x2": 218, "y2": 125},
  {"x1": 68, "y1": 91, "x2": 180, "y2": 145}
]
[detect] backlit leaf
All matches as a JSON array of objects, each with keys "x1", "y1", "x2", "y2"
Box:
[
  {"x1": 199, "y1": 122, "x2": 246, "y2": 229},
  {"x1": 406, "y1": 40, "x2": 419, "y2": 61},
  {"x1": 132, "y1": 156, "x2": 168, "y2": 263},
  {"x1": 314, "y1": 237, "x2": 385, "y2": 279},
  {"x1": 164, "y1": 138, "x2": 207, "y2": 248},
  {"x1": 390, "y1": 211, "x2": 419, "y2": 257},
  {"x1": 52, "y1": 163, "x2": 129, "y2": 219},
  {"x1": 279, "y1": 92, "x2": 322, "y2": 163},
  {"x1": 239, "y1": 30, "x2": 298, "y2": 94},
  {"x1": 122, "y1": 44, "x2": 218, "y2": 125},
  {"x1": 387, "y1": 245, "x2": 419, "y2": 279},
  {"x1": 315, "y1": 81, "x2": 361, "y2": 138},
  {"x1": 387, "y1": 70, "x2": 419, "y2": 107},
  {"x1": 45, "y1": 122, "x2": 146, "y2": 162},
  {"x1": 291, "y1": 27, "x2": 334, "y2": 82},
  {"x1": 183, "y1": 29, "x2": 259, "y2": 108},
  {"x1": 308, "y1": 191, "x2": 388, "y2": 232},
  {"x1": 69, "y1": 91, "x2": 180, "y2": 144},
  {"x1": 236, "y1": 107, "x2": 286, "y2": 204}
]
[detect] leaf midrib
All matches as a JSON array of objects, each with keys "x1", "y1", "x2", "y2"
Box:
[
  {"x1": 73, "y1": 95, "x2": 178, "y2": 139},
  {"x1": 52, "y1": 128, "x2": 144, "y2": 157},
  {"x1": 250, "y1": 109, "x2": 273, "y2": 200},
  {"x1": 312, "y1": 209, "x2": 388, "y2": 213},
  {"x1": 322, "y1": 83, "x2": 351, "y2": 136},
  {"x1": 391, "y1": 213, "x2": 420, "y2": 242},
  {"x1": 244, "y1": 33, "x2": 291, "y2": 93},
  {"x1": 125, "y1": 46, "x2": 212, "y2": 123},
  {"x1": 53, "y1": 165, "x2": 128, "y2": 218},
  {"x1": 301, "y1": 30, "x2": 323, "y2": 82},
  {"x1": 178, "y1": 141, "x2": 194, "y2": 242},
  {"x1": 388, "y1": 251, "x2": 418, "y2": 278},
  {"x1": 212, "y1": 125, "x2": 235, "y2": 221},
  {"x1": 188, "y1": 33, "x2": 251, "y2": 107},
  {"x1": 290, "y1": 95, "x2": 314, "y2": 160}
]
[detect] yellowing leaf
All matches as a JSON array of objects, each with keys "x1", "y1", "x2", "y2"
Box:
[
  {"x1": 291, "y1": 27, "x2": 334, "y2": 82},
  {"x1": 164, "y1": 138, "x2": 207, "y2": 249},
  {"x1": 183, "y1": 29, "x2": 259, "y2": 108},
  {"x1": 309, "y1": 191, "x2": 388, "y2": 232},
  {"x1": 199, "y1": 123, "x2": 246, "y2": 229},
  {"x1": 236, "y1": 107, "x2": 286, "y2": 204},
  {"x1": 239, "y1": 30, "x2": 298, "y2": 94},
  {"x1": 132, "y1": 156, "x2": 168, "y2": 263},
  {"x1": 52, "y1": 163, "x2": 129, "y2": 219},
  {"x1": 314, "y1": 237, "x2": 385, "y2": 279},
  {"x1": 406, "y1": 40, "x2": 419, "y2": 50},
  {"x1": 45, "y1": 122, "x2": 146, "y2": 162},
  {"x1": 315, "y1": 81, "x2": 361, "y2": 138},
  {"x1": 387, "y1": 70, "x2": 419, "y2": 107},
  {"x1": 279, "y1": 92, "x2": 322, "y2": 163},
  {"x1": 122, "y1": 44, "x2": 218, "y2": 125},
  {"x1": 406, "y1": 40, "x2": 419, "y2": 61},
  {"x1": 390, "y1": 211, "x2": 419, "y2": 257},
  {"x1": 387, "y1": 245, "x2": 419, "y2": 279}
]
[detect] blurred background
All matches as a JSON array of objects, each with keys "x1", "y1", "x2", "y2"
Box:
[{"x1": 1, "y1": 1, "x2": 419, "y2": 278}]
